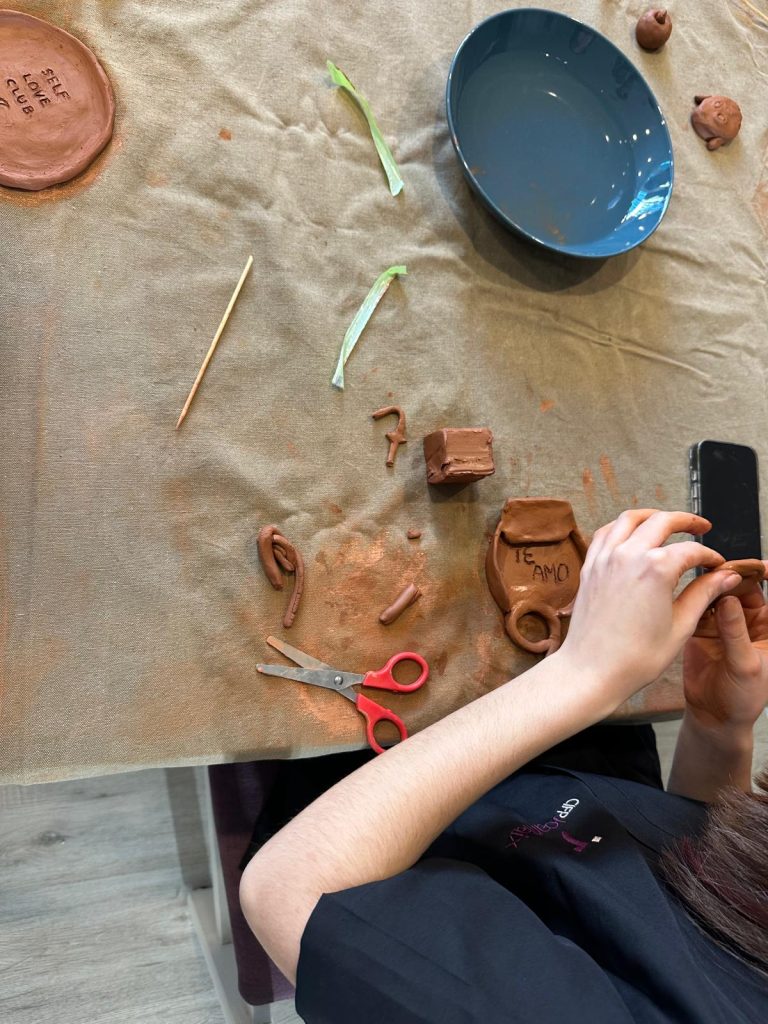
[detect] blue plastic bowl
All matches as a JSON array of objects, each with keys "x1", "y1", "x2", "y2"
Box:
[{"x1": 446, "y1": 8, "x2": 674, "y2": 258}]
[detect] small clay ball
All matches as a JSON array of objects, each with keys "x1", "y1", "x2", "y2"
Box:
[
  {"x1": 691, "y1": 95, "x2": 743, "y2": 151},
  {"x1": 636, "y1": 9, "x2": 672, "y2": 50}
]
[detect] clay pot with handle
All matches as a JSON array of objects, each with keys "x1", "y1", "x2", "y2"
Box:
[{"x1": 486, "y1": 498, "x2": 588, "y2": 656}]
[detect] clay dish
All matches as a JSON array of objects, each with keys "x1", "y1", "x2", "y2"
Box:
[
  {"x1": 0, "y1": 10, "x2": 115, "y2": 190},
  {"x1": 486, "y1": 498, "x2": 588, "y2": 656}
]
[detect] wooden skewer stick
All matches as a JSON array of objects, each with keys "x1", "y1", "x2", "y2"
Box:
[{"x1": 175, "y1": 254, "x2": 254, "y2": 429}]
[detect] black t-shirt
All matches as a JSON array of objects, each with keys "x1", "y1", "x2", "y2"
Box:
[{"x1": 296, "y1": 768, "x2": 768, "y2": 1022}]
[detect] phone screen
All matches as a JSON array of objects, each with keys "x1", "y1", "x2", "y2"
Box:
[{"x1": 692, "y1": 440, "x2": 761, "y2": 561}]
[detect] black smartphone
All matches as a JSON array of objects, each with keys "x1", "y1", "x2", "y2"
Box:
[{"x1": 689, "y1": 440, "x2": 762, "y2": 560}]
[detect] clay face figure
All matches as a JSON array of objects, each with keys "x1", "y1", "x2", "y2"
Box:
[
  {"x1": 691, "y1": 95, "x2": 742, "y2": 151},
  {"x1": 423, "y1": 428, "x2": 495, "y2": 485},
  {"x1": 0, "y1": 11, "x2": 115, "y2": 190},
  {"x1": 635, "y1": 9, "x2": 673, "y2": 51},
  {"x1": 486, "y1": 498, "x2": 588, "y2": 656}
]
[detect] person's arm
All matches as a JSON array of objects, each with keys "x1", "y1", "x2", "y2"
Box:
[
  {"x1": 240, "y1": 510, "x2": 740, "y2": 984},
  {"x1": 668, "y1": 584, "x2": 768, "y2": 801},
  {"x1": 242, "y1": 654, "x2": 609, "y2": 984},
  {"x1": 668, "y1": 713, "x2": 753, "y2": 801}
]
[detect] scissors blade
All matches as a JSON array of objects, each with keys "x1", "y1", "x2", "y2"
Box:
[
  {"x1": 256, "y1": 663, "x2": 358, "y2": 701},
  {"x1": 265, "y1": 635, "x2": 332, "y2": 671}
]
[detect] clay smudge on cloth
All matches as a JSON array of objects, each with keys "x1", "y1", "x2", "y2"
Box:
[
  {"x1": 582, "y1": 468, "x2": 597, "y2": 517},
  {"x1": 599, "y1": 455, "x2": 621, "y2": 503}
]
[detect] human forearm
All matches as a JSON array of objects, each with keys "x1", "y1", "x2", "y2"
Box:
[
  {"x1": 667, "y1": 710, "x2": 754, "y2": 802},
  {"x1": 240, "y1": 651, "x2": 612, "y2": 983}
]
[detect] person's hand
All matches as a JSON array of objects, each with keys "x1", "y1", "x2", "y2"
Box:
[
  {"x1": 557, "y1": 509, "x2": 743, "y2": 710},
  {"x1": 683, "y1": 578, "x2": 768, "y2": 732}
]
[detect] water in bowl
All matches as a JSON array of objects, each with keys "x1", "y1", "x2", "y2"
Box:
[{"x1": 456, "y1": 51, "x2": 637, "y2": 247}]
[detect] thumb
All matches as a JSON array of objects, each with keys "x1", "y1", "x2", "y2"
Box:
[
  {"x1": 675, "y1": 569, "x2": 742, "y2": 636},
  {"x1": 715, "y1": 597, "x2": 756, "y2": 675}
]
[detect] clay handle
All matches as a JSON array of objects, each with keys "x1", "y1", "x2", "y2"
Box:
[
  {"x1": 505, "y1": 600, "x2": 562, "y2": 656},
  {"x1": 355, "y1": 693, "x2": 408, "y2": 754},
  {"x1": 363, "y1": 652, "x2": 429, "y2": 692}
]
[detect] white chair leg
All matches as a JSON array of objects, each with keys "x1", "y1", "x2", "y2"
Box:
[{"x1": 186, "y1": 768, "x2": 301, "y2": 1024}]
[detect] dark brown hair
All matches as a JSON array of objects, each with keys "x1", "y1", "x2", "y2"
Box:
[{"x1": 660, "y1": 767, "x2": 768, "y2": 974}]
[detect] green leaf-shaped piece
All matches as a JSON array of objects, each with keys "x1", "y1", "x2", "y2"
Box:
[
  {"x1": 332, "y1": 265, "x2": 407, "y2": 390},
  {"x1": 327, "y1": 60, "x2": 404, "y2": 197}
]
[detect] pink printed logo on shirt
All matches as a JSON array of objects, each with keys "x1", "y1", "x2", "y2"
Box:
[{"x1": 506, "y1": 798, "x2": 599, "y2": 854}]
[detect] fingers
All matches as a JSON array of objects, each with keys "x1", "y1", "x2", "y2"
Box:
[
  {"x1": 714, "y1": 597, "x2": 759, "y2": 677},
  {"x1": 585, "y1": 509, "x2": 711, "y2": 566},
  {"x1": 603, "y1": 509, "x2": 660, "y2": 545},
  {"x1": 582, "y1": 517, "x2": 619, "y2": 566},
  {"x1": 585, "y1": 509, "x2": 656, "y2": 566},
  {"x1": 737, "y1": 585, "x2": 766, "y2": 611},
  {"x1": 733, "y1": 561, "x2": 768, "y2": 609},
  {"x1": 658, "y1": 541, "x2": 725, "y2": 579},
  {"x1": 627, "y1": 511, "x2": 712, "y2": 550},
  {"x1": 674, "y1": 568, "x2": 743, "y2": 636}
]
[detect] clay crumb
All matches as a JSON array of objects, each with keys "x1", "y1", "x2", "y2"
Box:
[
  {"x1": 219, "y1": 128, "x2": 232, "y2": 141},
  {"x1": 406, "y1": 528, "x2": 422, "y2": 540}
]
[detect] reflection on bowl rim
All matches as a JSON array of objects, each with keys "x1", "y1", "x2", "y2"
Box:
[{"x1": 445, "y1": 6, "x2": 675, "y2": 259}]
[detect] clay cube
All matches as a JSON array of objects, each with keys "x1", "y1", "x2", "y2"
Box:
[{"x1": 423, "y1": 427, "x2": 495, "y2": 485}]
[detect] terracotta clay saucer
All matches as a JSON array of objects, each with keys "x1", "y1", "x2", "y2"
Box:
[{"x1": 0, "y1": 10, "x2": 115, "y2": 190}]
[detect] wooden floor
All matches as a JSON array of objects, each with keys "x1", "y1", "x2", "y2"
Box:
[
  {"x1": 2, "y1": 720, "x2": 767, "y2": 1023},
  {"x1": 0, "y1": 767, "x2": 228, "y2": 1024}
]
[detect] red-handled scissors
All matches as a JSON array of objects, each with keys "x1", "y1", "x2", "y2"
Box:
[{"x1": 257, "y1": 636, "x2": 429, "y2": 754}]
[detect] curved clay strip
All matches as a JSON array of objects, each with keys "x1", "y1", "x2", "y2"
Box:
[
  {"x1": 379, "y1": 583, "x2": 421, "y2": 625},
  {"x1": 505, "y1": 599, "x2": 561, "y2": 656},
  {"x1": 257, "y1": 525, "x2": 284, "y2": 589},
  {"x1": 271, "y1": 538, "x2": 296, "y2": 574},
  {"x1": 257, "y1": 525, "x2": 305, "y2": 628},
  {"x1": 278, "y1": 541, "x2": 305, "y2": 629}
]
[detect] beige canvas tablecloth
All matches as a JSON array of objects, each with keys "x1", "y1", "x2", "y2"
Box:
[{"x1": 1, "y1": 0, "x2": 766, "y2": 782}]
